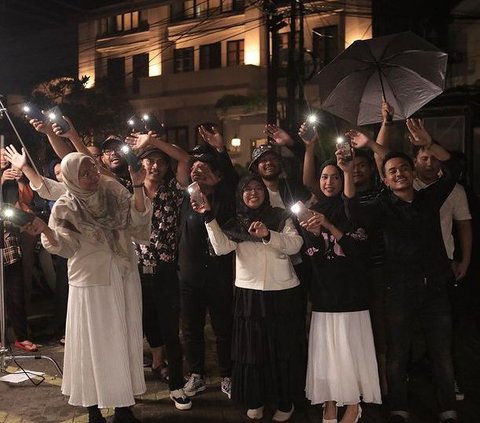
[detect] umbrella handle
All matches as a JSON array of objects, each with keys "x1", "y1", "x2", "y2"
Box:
[{"x1": 377, "y1": 66, "x2": 393, "y2": 122}]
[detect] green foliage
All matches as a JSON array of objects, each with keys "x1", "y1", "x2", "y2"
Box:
[{"x1": 215, "y1": 93, "x2": 267, "y2": 113}]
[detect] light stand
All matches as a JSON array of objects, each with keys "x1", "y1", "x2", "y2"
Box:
[{"x1": 0, "y1": 97, "x2": 62, "y2": 377}]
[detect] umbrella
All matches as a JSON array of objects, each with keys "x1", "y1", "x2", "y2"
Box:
[{"x1": 315, "y1": 31, "x2": 448, "y2": 126}]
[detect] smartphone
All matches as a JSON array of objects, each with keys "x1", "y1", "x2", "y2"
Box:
[
  {"x1": 46, "y1": 106, "x2": 70, "y2": 133},
  {"x1": 187, "y1": 181, "x2": 204, "y2": 206},
  {"x1": 302, "y1": 115, "x2": 317, "y2": 141},
  {"x1": 290, "y1": 201, "x2": 315, "y2": 223},
  {"x1": 1, "y1": 205, "x2": 35, "y2": 227},
  {"x1": 141, "y1": 114, "x2": 165, "y2": 137},
  {"x1": 119, "y1": 145, "x2": 142, "y2": 172},
  {"x1": 336, "y1": 136, "x2": 353, "y2": 162},
  {"x1": 22, "y1": 103, "x2": 45, "y2": 122},
  {"x1": 127, "y1": 115, "x2": 146, "y2": 134}
]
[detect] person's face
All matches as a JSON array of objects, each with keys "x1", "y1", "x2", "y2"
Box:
[
  {"x1": 414, "y1": 149, "x2": 441, "y2": 183},
  {"x1": 0, "y1": 148, "x2": 8, "y2": 170},
  {"x1": 142, "y1": 153, "x2": 170, "y2": 183},
  {"x1": 383, "y1": 158, "x2": 414, "y2": 192},
  {"x1": 78, "y1": 159, "x2": 100, "y2": 191},
  {"x1": 319, "y1": 165, "x2": 342, "y2": 197},
  {"x1": 190, "y1": 161, "x2": 220, "y2": 187},
  {"x1": 352, "y1": 156, "x2": 372, "y2": 187},
  {"x1": 87, "y1": 145, "x2": 102, "y2": 163},
  {"x1": 242, "y1": 180, "x2": 266, "y2": 209},
  {"x1": 256, "y1": 153, "x2": 282, "y2": 181},
  {"x1": 54, "y1": 163, "x2": 63, "y2": 182},
  {"x1": 102, "y1": 142, "x2": 127, "y2": 173}
]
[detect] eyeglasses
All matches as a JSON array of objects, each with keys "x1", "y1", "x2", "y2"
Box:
[
  {"x1": 243, "y1": 187, "x2": 264, "y2": 193},
  {"x1": 103, "y1": 148, "x2": 121, "y2": 156}
]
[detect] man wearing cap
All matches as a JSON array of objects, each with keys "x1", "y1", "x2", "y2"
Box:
[
  {"x1": 129, "y1": 132, "x2": 194, "y2": 410},
  {"x1": 101, "y1": 135, "x2": 132, "y2": 190},
  {"x1": 178, "y1": 125, "x2": 239, "y2": 400}
]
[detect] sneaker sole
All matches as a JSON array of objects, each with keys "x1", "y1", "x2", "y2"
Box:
[
  {"x1": 184, "y1": 385, "x2": 207, "y2": 397},
  {"x1": 170, "y1": 395, "x2": 193, "y2": 410},
  {"x1": 456, "y1": 394, "x2": 464, "y2": 401}
]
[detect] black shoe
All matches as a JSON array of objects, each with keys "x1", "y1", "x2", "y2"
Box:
[
  {"x1": 113, "y1": 407, "x2": 140, "y2": 423},
  {"x1": 87, "y1": 405, "x2": 106, "y2": 423},
  {"x1": 389, "y1": 416, "x2": 407, "y2": 423}
]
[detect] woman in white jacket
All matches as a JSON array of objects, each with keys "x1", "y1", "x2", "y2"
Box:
[
  {"x1": 24, "y1": 152, "x2": 152, "y2": 423},
  {"x1": 192, "y1": 174, "x2": 305, "y2": 422}
]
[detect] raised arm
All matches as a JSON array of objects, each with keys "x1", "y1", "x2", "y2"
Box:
[
  {"x1": 30, "y1": 119, "x2": 73, "y2": 159},
  {"x1": 299, "y1": 123, "x2": 319, "y2": 196},
  {"x1": 406, "y1": 118, "x2": 451, "y2": 161}
]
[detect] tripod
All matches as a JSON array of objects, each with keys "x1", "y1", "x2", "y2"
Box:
[{"x1": 0, "y1": 97, "x2": 62, "y2": 377}]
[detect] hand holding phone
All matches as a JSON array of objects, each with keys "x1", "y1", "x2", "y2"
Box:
[
  {"x1": 187, "y1": 181, "x2": 204, "y2": 206},
  {"x1": 120, "y1": 145, "x2": 142, "y2": 172},
  {"x1": 46, "y1": 106, "x2": 70, "y2": 133},
  {"x1": 22, "y1": 103, "x2": 45, "y2": 122},
  {"x1": 290, "y1": 201, "x2": 315, "y2": 223},
  {"x1": 336, "y1": 136, "x2": 353, "y2": 162},
  {"x1": 141, "y1": 114, "x2": 165, "y2": 137},
  {"x1": 1, "y1": 204, "x2": 35, "y2": 227}
]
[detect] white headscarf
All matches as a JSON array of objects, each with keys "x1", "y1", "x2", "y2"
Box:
[{"x1": 52, "y1": 152, "x2": 132, "y2": 258}]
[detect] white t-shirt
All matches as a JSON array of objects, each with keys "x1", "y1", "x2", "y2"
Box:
[
  {"x1": 267, "y1": 187, "x2": 286, "y2": 209},
  {"x1": 414, "y1": 179, "x2": 471, "y2": 259}
]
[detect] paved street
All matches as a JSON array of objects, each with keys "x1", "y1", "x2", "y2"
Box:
[{"x1": 1, "y1": 287, "x2": 479, "y2": 423}]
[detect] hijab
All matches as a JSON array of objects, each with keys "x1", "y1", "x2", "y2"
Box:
[
  {"x1": 52, "y1": 152, "x2": 132, "y2": 258},
  {"x1": 222, "y1": 174, "x2": 289, "y2": 242}
]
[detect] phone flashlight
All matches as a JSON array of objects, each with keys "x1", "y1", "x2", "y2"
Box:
[
  {"x1": 290, "y1": 201, "x2": 315, "y2": 223},
  {"x1": 336, "y1": 136, "x2": 353, "y2": 162},
  {"x1": 120, "y1": 145, "x2": 142, "y2": 172}
]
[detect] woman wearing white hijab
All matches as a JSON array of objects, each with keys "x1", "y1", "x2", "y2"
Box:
[{"x1": 25, "y1": 152, "x2": 152, "y2": 423}]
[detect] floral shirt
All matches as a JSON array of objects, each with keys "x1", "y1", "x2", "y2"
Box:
[{"x1": 135, "y1": 178, "x2": 184, "y2": 266}]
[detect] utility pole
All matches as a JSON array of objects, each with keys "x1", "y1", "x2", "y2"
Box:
[{"x1": 264, "y1": 1, "x2": 278, "y2": 125}]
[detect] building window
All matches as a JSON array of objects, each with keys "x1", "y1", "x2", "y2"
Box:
[
  {"x1": 166, "y1": 126, "x2": 189, "y2": 150},
  {"x1": 313, "y1": 26, "x2": 338, "y2": 68},
  {"x1": 184, "y1": 0, "x2": 209, "y2": 19},
  {"x1": 107, "y1": 57, "x2": 126, "y2": 91},
  {"x1": 99, "y1": 11, "x2": 142, "y2": 36},
  {"x1": 200, "y1": 42, "x2": 221, "y2": 70},
  {"x1": 174, "y1": 47, "x2": 194, "y2": 73},
  {"x1": 133, "y1": 53, "x2": 149, "y2": 94},
  {"x1": 227, "y1": 40, "x2": 244, "y2": 66}
]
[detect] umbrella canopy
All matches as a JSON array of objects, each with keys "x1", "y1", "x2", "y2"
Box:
[{"x1": 315, "y1": 31, "x2": 448, "y2": 126}]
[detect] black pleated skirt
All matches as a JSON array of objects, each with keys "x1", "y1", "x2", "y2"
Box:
[{"x1": 231, "y1": 285, "x2": 307, "y2": 407}]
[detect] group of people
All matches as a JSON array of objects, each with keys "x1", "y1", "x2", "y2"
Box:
[{"x1": 1, "y1": 100, "x2": 473, "y2": 423}]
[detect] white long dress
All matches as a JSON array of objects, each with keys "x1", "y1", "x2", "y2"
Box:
[{"x1": 42, "y1": 193, "x2": 152, "y2": 408}]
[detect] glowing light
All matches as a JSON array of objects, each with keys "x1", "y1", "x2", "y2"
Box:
[
  {"x1": 121, "y1": 145, "x2": 130, "y2": 154},
  {"x1": 142, "y1": 114, "x2": 150, "y2": 121},
  {"x1": 336, "y1": 136, "x2": 345, "y2": 144},
  {"x1": 3, "y1": 208, "x2": 14, "y2": 218},
  {"x1": 48, "y1": 112, "x2": 57, "y2": 120},
  {"x1": 23, "y1": 106, "x2": 30, "y2": 113},
  {"x1": 231, "y1": 137, "x2": 241, "y2": 147},
  {"x1": 307, "y1": 114, "x2": 317, "y2": 124},
  {"x1": 291, "y1": 203, "x2": 301, "y2": 215}
]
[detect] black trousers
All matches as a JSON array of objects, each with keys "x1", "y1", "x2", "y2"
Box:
[
  {"x1": 180, "y1": 277, "x2": 233, "y2": 378},
  {"x1": 5, "y1": 260, "x2": 28, "y2": 341},
  {"x1": 141, "y1": 263, "x2": 184, "y2": 391}
]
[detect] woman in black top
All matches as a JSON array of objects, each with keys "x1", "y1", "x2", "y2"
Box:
[{"x1": 300, "y1": 160, "x2": 381, "y2": 423}]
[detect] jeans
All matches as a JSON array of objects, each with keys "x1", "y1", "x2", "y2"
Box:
[
  {"x1": 180, "y1": 276, "x2": 233, "y2": 378},
  {"x1": 141, "y1": 263, "x2": 184, "y2": 391},
  {"x1": 385, "y1": 275, "x2": 456, "y2": 417}
]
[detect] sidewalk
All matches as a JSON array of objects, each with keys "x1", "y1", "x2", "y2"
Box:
[{"x1": 1, "y1": 290, "x2": 478, "y2": 422}]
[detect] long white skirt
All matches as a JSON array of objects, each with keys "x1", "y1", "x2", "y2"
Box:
[
  {"x1": 61, "y1": 261, "x2": 146, "y2": 408},
  {"x1": 306, "y1": 311, "x2": 381, "y2": 406}
]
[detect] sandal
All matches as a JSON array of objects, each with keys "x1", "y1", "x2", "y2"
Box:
[
  {"x1": 15, "y1": 340, "x2": 38, "y2": 352},
  {"x1": 152, "y1": 362, "x2": 169, "y2": 382}
]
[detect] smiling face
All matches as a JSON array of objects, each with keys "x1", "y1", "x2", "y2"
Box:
[
  {"x1": 257, "y1": 152, "x2": 282, "y2": 181},
  {"x1": 142, "y1": 152, "x2": 170, "y2": 183},
  {"x1": 383, "y1": 157, "x2": 414, "y2": 192},
  {"x1": 319, "y1": 164, "x2": 342, "y2": 197},
  {"x1": 102, "y1": 141, "x2": 127, "y2": 174},
  {"x1": 242, "y1": 179, "x2": 266, "y2": 209},
  {"x1": 78, "y1": 159, "x2": 100, "y2": 191}
]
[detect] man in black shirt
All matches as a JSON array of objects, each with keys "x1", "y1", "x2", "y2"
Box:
[
  {"x1": 178, "y1": 126, "x2": 238, "y2": 400},
  {"x1": 340, "y1": 128, "x2": 460, "y2": 423}
]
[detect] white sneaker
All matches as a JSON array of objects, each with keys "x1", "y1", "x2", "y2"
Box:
[
  {"x1": 246, "y1": 406, "x2": 264, "y2": 420},
  {"x1": 169, "y1": 389, "x2": 192, "y2": 410},
  {"x1": 272, "y1": 404, "x2": 294, "y2": 422},
  {"x1": 183, "y1": 373, "x2": 206, "y2": 397},
  {"x1": 221, "y1": 376, "x2": 232, "y2": 399}
]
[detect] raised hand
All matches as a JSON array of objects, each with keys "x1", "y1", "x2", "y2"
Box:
[
  {"x1": 190, "y1": 192, "x2": 211, "y2": 214},
  {"x1": 198, "y1": 125, "x2": 225, "y2": 151},
  {"x1": 335, "y1": 148, "x2": 354, "y2": 174},
  {"x1": 51, "y1": 116, "x2": 78, "y2": 139},
  {"x1": 4, "y1": 145, "x2": 27, "y2": 170},
  {"x1": 345, "y1": 129, "x2": 370, "y2": 149},
  {"x1": 30, "y1": 118, "x2": 54, "y2": 135},
  {"x1": 300, "y1": 212, "x2": 329, "y2": 236},
  {"x1": 265, "y1": 124, "x2": 294, "y2": 146},
  {"x1": 406, "y1": 118, "x2": 432, "y2": 147},
  {"x1": 298, "y1": 122, "x2": 317, "y2": 145},
  {"x1": 22, "y1": 216, "x2": 48, "y2": 236},
  {"x1": 126, "y1": 132, "x2": 155, "y2": 151},
  {"x1": 129, "y1": 163, "x2": 146, "y2": 187},
  {"x1": 382, "y1": 99, "x2": 394, "y2": 122},
  {"x1": 248, "y1": 221, "x2": 269, "y2": 239}
]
